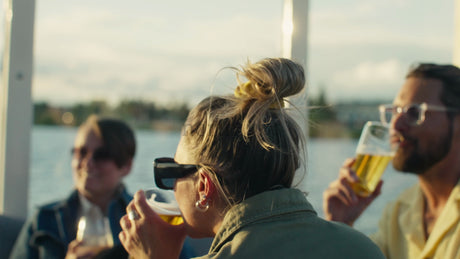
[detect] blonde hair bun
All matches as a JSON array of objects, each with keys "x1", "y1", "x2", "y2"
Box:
[{"x1": 236, "y1": 58, "x2": 305, "y2": 107}]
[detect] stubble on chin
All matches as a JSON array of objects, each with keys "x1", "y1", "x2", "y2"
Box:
[
  {"x1": 392, "y1": 137, "x2": 451, "y2": 175},
  {"x1": 392, "y1": 150, "x2": 412, "y2": 173},
  {"x1": 392, "y1": 145, "x2": 424, "y2": 175}
]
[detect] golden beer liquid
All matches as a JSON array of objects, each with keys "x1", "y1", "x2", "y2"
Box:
[
  {"x1": 351, "y1": 153, "x2": 393, "y2": 197},
  {"x1": 159, "y1": 214, "x2": 184, "y2": 225}
]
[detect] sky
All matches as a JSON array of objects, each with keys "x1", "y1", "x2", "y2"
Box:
[{"x1": 1, "y1": 0, "x2": 456, "y2": 106}]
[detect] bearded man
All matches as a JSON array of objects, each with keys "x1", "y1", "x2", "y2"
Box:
[{"x1": 323, "y1": 63, "x2": 460, "y2": 259}]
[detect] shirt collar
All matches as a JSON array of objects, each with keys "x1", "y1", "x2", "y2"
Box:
[{"x1": 78, "y1": 193, "x2": 105, "y2": 218}]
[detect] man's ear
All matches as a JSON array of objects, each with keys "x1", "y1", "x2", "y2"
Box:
[{"x1": 197, "y1": 169, "x2": 216, "y2": 199}]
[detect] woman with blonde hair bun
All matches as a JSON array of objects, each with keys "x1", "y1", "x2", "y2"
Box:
[{"x1": 119, "y1": 58, "x2": 385, "y2": 259}]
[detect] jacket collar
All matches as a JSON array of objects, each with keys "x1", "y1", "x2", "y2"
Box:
[
  {"x1": 41, "y1": 183, "x2": 132, "y2": 212},
  {"x1": 34, "y1": 184, "x2": 132, "y2": 244},
  {"x1": 209, "y1": 188, "x2": 316, "y2": 253}
]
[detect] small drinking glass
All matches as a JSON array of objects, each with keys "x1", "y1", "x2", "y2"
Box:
[
  {"x1": 351, "y1": 121, "x2": 395, "y2": 197},
  {"x1": 144, "y1": 188, "x2": 183, "y2": 225},
  {"x1": 76, "y1": 214, "x2": 113, "y2": 253}
]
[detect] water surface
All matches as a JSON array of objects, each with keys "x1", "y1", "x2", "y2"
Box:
[{"x1": 30, "y1": 126, "x2": 417, "y2": 235}]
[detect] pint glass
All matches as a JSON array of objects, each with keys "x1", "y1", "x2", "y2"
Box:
[
  {"x1": 144, "y1": 188, "x2": 184, "y2": 225},
  {"x1": 351, "y1": 121, "x2": 394, "y2": 197}
]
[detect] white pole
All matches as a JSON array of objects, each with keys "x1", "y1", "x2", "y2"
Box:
[
  {"x1": 0, "y1": 0, "x2": 35, "y2": 218},
  {"x1": 282, "y1": 0, "x2": 309, "y2": 186},
  {"x1": 454, "y1": 0, "x2": 460, "y2": 66},
  {"x1": 282, "y1": 0, "x2": 308, "y2": 128},
  {"x1": 283, "y1": 0, "x2": 308, "y2": 67}
]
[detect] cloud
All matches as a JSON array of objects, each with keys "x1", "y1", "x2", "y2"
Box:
[
  {"x1": 333, "y1": 59, "x2": 405, "y2": 84},
  {"x1": 33, "y1": 52, "x2": 242, "y2": 106},
  {"x1": 7, "y1": 0, "x2": 455, "y2": 107},
  {"x1": 326, "y1": 59, "x2": 406, "y2": 101},
  {"x1": 35, "y1": 1, "x2": 282, "y2": 60},
  {"x1": 32, "y1": 0, "x2": 283, "y2": 106},
  {"x1": 306, "y1": 0, "x2": 453, "y2": 102},
  {"x1": 309, "y1": 0, "x2": 453, "y2": 49}
]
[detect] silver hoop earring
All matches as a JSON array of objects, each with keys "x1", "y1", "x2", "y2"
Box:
[{"x1": 195, "y1": 195, "x2": 210, "y2": 212}]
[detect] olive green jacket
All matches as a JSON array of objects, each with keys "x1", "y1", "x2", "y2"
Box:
[{"x1": 196, "y1": 188, "x2": 384, "y2": 259}]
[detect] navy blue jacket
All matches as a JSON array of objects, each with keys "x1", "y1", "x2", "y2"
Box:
[{"x1": 9, "y1": 186, "x2": 195, "y2": 258}]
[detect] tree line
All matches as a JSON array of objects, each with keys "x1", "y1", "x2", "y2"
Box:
[
  {"x1": 34, "y1": 92, "x2": 383, "y2": 138},
  {"x1": 34, "y1": 100, "x2": 190, "y2": 131}
]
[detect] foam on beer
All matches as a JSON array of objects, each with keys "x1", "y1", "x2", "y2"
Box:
[{"x1": 146, "y1": 191, "x2": 181, "y2": 216}]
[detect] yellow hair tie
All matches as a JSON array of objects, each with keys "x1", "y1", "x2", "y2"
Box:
[
  {"x1": 234, "y1": 81, "x2": 284, "y2": 109},
  {"x1": 234, "y1": 81, "x2": 255, "y2": 98}
]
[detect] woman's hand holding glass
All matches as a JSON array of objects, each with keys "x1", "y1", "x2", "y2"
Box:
[{"x1": 119, "y1": 190, "x2": 187, "y2": 259}]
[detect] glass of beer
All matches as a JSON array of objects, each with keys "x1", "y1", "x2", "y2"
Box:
[
  {"x1": 351, "y1": 121, "x2": 395, "y2": 197},
  {"x1": 144, "y1": 188, "x2": 184, "y2": 225}
]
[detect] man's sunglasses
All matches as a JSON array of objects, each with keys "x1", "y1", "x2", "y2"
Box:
[{"x1": 153, "y1": 157, "x2": 198, "y2": 190}]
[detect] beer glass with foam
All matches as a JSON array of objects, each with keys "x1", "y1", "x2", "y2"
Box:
[
  {"x1": 144, "y1": 188, "x2": 184, "y2": 225},
  {"x1": 351, "y1": 121, "x2": 394, "y2": 197}
]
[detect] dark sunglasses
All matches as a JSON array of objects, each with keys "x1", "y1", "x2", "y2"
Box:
[
  {"x1": 153, "y1": 157, "x2": 199, "y2": 190},
  {"x1": 71, "y1": 146, "x2": 114, "y2": 162}
]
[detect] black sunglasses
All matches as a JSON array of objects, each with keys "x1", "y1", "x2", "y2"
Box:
[
  {"x1": 71, "y1": 146, "x2": 114, "y2": 162},
  {"x1": 153, "y1": 157, "x2": 198, "y2": 190}
]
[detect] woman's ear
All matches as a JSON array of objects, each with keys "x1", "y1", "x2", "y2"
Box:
[{"x1": 197, "y1": 169, "x2": 216, "y2": 199}]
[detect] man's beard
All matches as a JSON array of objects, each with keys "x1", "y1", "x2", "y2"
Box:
[{"x1": 392, "y1": 121, "x2": 453, "y2": 175}]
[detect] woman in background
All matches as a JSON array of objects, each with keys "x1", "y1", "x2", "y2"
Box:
[{"x1": 119, "y1": 58, "x2": 385, "y2": 258}]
